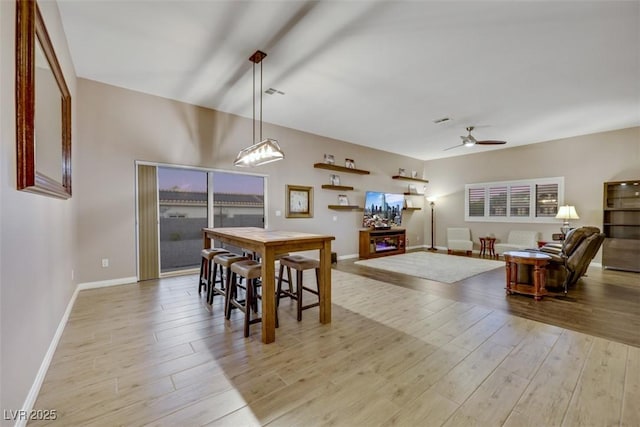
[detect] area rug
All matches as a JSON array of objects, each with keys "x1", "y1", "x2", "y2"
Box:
[{"x1": 353, "y1": 251, "x2": 504, "y2": 284}]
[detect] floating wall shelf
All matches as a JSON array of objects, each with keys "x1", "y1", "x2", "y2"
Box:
[
  {"x1": 328, "y1": 205, "x2": 363, "y2": 211},
  {"x1": 314, "y1": 163, "x2": 370, "y2": 175},
  {"x1": 392, "y1": 175, "x2": 429, "y2": 183},
  {"x1": 321, "y1": 184, "x2": 355, "y2": 191}
]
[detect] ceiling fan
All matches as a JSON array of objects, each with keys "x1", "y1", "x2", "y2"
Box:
[{"x1": 444, "y1": 126, "x2": 507, "y2": 151}]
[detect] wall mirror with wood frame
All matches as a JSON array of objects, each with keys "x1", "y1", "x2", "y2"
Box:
[{"x1": 16, "y1": 0, "x2": 72, "y2": 199}]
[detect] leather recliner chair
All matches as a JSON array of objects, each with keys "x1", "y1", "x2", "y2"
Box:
[{"x1": 535, "y1": 226, "x2": 605, "y2": 293}]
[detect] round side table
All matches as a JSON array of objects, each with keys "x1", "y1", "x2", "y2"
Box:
[{"x1": 479, "y1": 237, "x2": 496, "y2": 257}]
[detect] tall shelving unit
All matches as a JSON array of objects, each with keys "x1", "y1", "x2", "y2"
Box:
[{"x1": 602, "y1": 179, "x2": 640, "y2": 272}]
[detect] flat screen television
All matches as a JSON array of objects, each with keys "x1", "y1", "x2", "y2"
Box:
[{"x1": 363, "y1": 191, "x2": 404, "y2": 228}]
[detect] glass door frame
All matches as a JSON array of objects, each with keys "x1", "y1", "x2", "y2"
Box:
[{"x1": 134, "y1": 160, "x2": 268, "y2": 281}]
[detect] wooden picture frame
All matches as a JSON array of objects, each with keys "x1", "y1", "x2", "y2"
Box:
[
  {"x1": 16, "y1": 0, "x2": 72, "y2": 199},
  {"x1": 286, "y1": 185, "x2": 313, "y2": 218}
]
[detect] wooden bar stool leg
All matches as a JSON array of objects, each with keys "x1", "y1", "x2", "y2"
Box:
[
  {"x1": 198, "y1": 257, "x2": 206, "y2": 294},
  {"x1": 226, "y1": 271, "x2": 237, "y2": 320},
  {"x1": 277, "y1": 264, "x2": 284, "y2": 307},
  {"x1": 224, "y1": 266, "x2": 235, "y2": 318},
  {"x1": 245, "y1": 278, "x2": 253, "y2": 337},
  {"x1": 296, "y1": 269, "x2": 304, "y2": 321},
  {"x1": 207, "y1": 263, "x2": 224, "y2": 305},
  {"x1": 206, "y1": 257, "x2": 214, "y2": 299}
]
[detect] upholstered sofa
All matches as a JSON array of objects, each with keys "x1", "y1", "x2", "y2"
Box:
[{"x1": 494, "y1": 230, "x2": 539, "y2": 255}]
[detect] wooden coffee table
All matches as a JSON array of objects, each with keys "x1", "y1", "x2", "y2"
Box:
[{"x1": 503, "y1": 251, "x2": 551, "y2": 301}]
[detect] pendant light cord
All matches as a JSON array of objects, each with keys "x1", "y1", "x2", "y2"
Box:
[
  {"x1": 252, "y1": 61, "x2": 256, "y2": 145},
  {"x1": 260, "y1": 61, "x2": 263, "y2": 141}
]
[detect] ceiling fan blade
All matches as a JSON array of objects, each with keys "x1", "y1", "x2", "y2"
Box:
[{"x1": 476, "y1": 140, "x2": 507, "y2": 145}]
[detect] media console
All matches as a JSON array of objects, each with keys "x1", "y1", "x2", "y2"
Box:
[{"x1": 358, "y1": 228, "x2": 406, "y2": 259}]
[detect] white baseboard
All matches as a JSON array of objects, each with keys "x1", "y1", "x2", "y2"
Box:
[
  {"x1": 18, "y1": 276, "x2": 137, "y2": 426},
  {"x1": 406, "y1": 244, "x2": 428, "y2": 251},
  {"x1": 16, "y1": 286, "x2": 79, "y2": 427},
  {"x1": 77, "y1": 276, "x2": 138, "y2": 291},
  {"x1": 337, "y1": 253, "x2": 359, "y2": 261}
]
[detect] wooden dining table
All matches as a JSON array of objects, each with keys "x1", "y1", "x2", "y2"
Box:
[{"x1": 202, "y1": 227, "x2": 335, "y2": 343}]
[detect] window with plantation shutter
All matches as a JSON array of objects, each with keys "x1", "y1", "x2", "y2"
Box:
[
  {"x1": 489, "y1": 186, "x2": 507, "y2": 216},
  {"x1": 536, "y1": 183, "x2": 559, "y2": 217},
  {"x1": 468, "y1": 187, "x2": 485, "y2": 217},
  {"x1": 510, "y1": 185, "x2": 530, "y2": 217},
  {"x1": 465, "y1": 177, "x2": 564, "y2": 223}
]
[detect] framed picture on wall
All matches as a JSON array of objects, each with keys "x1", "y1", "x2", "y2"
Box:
[
  {"x1": 345, "y1": 158, "x2": 355, "y2": 169},
  {"x1": 338, "y1": 194, "x2": 349, "y2": 206},
  {"x1": 286, "y1": 185, "x2": 313, "y2": 218}
]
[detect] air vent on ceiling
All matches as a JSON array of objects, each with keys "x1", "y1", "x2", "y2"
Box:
[
  {"x1": 433, "y1": 117, "x2": 451, "y2": 124},
  {"x1": 265, "y1": 88, "x2": 285, "y2": 95}
]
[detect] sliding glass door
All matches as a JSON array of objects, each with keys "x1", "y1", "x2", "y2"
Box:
[
  {"x1": 151, "y1": 166, "x2": 265, "y2": 275},
  {"x1": 158, "y1": 167, "x2": 209, "y2": 273}
]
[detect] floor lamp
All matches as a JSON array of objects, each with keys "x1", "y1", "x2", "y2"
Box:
[{"x1": 427, "y1": 197, "x2": 437, "y2": 251}]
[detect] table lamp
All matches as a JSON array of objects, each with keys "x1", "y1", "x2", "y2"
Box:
[{"x1": 556, "y1": 205, "x2": 579, "y2": 236}]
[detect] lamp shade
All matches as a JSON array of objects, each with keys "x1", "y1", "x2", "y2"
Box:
[
  {"x1": 233, "y1": 138, "x2": 285, "y2": 167},
  {"x1": 555, "y1": 205, "x2": 579, "y2": 220}
]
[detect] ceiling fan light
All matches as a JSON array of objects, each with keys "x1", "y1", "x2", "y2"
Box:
[
  {"x1": 461, "y1": 135, "x2": 475, "y2": 146},
  {"x1": 233, "y1": 138, "x2": 285, "y2": 167}
]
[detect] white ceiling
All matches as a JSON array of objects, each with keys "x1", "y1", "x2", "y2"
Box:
[{"x1": 57, "y1": 0, "x2": 640, "y2": 160}]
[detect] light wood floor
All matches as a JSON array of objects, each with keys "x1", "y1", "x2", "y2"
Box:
[{"x1": 31, "y1": 263, "x2": 639, "y2": 426}]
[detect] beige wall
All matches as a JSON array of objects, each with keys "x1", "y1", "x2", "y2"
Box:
[
  {"x1": 423, "y1": 127, "x2": 640, "y2": 261},
  {"x1": 75, "y1": 79, "x2": 426, "y2": 284},
  {"x1": 0, "y1": 0, "x2": 77, "y2": 421}
]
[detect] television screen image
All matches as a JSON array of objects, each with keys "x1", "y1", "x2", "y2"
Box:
[{"x1": 363, "y1": 191, "x2": 404, "y2": 228}]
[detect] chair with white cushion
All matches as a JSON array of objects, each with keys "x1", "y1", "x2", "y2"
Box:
[
  {"x1": 494, "y1": 230, "x2": 539, "y2": 256},
  {"x1": 447, "y1": 227, "x2": 473, "y2": 256}
]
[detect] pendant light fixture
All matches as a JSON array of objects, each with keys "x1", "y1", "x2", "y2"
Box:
[{"x1": 234, "y1": 50, "x2": 285, "y2": 167}]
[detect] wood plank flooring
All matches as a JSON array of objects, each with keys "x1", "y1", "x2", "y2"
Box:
[
  {"x1": 337, "y1": 252, "x2": 640, "y2": 347},
  {"x1": 31, "y1": 253, "x2": 639, "y2": 426}
]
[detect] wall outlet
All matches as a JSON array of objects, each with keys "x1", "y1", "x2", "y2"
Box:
[
  {"x1": 101, "y1": 258, "x2": 109, "y2": 268},
  {"x1": 275, "y1": 210, "x2": 281, "y2": 217},
  {"x1": 71, "y1": 269, "x2": 74, "y2": 280},
  {"x1": 332, "y1": 215, "x2": 338, "y2": 222}
]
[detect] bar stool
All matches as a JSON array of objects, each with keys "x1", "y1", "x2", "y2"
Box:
[
  {"x1": 277, "y1": 255, "x2": 320, "y2": 321},
  {"x1": 226, "y1": 260, "x2": 262, "y2": 337},
  {"x1": 211, "y1": 253, "x2": 249, "y2": 307},
  {"x1": 275, "y1": 253, "x2": 292, "y2": 296},
  {"x1": 199, "y1": 248, "x2": 229, "y2": 298}
]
